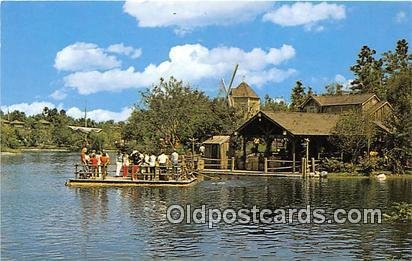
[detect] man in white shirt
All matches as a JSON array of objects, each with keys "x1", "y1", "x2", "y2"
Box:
[
  {"x1": 149, "y1": 154, "x2": 156, "y2": 167},
  {"x1": 158, "y1": 152, "x2": 168, "y2": 167},
  {"x1": 171, "y1": 150, "x2": 179, "y2": 166},
  {"x1": 199, "y1": 144, "x2": 205, "y2": 156}
]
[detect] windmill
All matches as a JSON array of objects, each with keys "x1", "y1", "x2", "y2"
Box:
[{"x1": 219, "y1": 64, "x2": 239, "y2": 107}]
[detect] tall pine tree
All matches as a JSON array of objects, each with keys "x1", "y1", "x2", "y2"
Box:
[
  {"x1": 382, "y1": 40, "x2": 412, "y2": 173},
  {"x1": 290, "y1": 81, "x2": 306, "y2": 111},
  {"x1": 350, "y1": 46, "x2": 385, "y2": 99}
]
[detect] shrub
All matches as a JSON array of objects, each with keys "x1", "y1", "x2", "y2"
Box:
[
  {"x1": 383, "y1": 202, "x2": 412, "y2": 223},
  {"x1": 320, "y1": 158, "x2": 356, "y2": 173},
  {"x1": 357, "y1": 156, "x2": 387, "y2": 175}
]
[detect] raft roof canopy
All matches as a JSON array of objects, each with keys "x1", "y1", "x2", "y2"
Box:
[
  {"x1": 237, "y1": 111, "x2": 340, "y2": 137},
  {"x1": 229, "y1": 82, "x2": 259, "y2": 99}
]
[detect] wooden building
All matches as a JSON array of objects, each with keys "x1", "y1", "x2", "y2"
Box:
[
  {"x1": 299, "y1": 93, "x2": 392, "y2": 122},
  {"x1": 203, "y1": 135, "x2": 230, "y2": 169},
  {"x1": 234, "y1": 111, "x2": 339, "y2": 171},
  {"x1": 37, "y1": 119, "x2": 51, "y2": 127},
  {"x1": 1, "y1": 119, "x2": 10, "y2": 125},
  {"x1": 229, "y1": 82, "x2": 260, "y2": 119},
  {"x1": 10, "y1": 120, "x2": 25, "y2": 128}
]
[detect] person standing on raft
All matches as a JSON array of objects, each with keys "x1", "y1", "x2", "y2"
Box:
[
  {"x1": 122, "y1": 153, "x2": 130, "y2": 178},
  {"x1": 115, "y1": 151, "x2": 123, "y2": 177},
  {"x1": 100, "y1": 152, "x2": 110, "y2": 180}
]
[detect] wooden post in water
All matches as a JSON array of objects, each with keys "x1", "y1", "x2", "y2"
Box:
[
  {"x1": 231, "y1": 157, "x2": 235, "y2": 172},
  {"x1": 242, "y1": 137, "x2": 247, "y2": 165},
  {"x1": 301, "y1": 157, "x2": 306, "y2": 178},
  {"x1": 311, "y1": 157, "x2": 316, "y2": 174},
  {"x1": 264, "y1": 157, "x2": 268, "y2": 173},
  {"x1": 292, "y1": 140, "x2": 296, "y2": 174}
]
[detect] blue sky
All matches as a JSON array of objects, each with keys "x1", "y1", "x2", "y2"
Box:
[{"x1": 1, "y1": 1, "x2": 411, "y2": 121}]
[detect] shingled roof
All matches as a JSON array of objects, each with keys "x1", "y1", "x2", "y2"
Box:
[
  {"x1": 230, "y1": 82, "x2": 259, "y2": 99},
  {"x1": 367, "y1": 100, "x2": 392, "y2": 114},
  {"x1": 237, "y1": 111, "x2": 340, "y2": 136},
  {"x1": 302, "y1": 93, "x2": 377, "y2": 107},
  {"x1": 203, "y1": 135, "x2": 230, "y2": 145},
  {"x1": 263, "y1": 111, "x2": 339, "y2": 135}
]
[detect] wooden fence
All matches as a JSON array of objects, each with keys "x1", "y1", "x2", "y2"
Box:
[{"x1": 201, "y1": 156, "x2": 320, "y2": 176}]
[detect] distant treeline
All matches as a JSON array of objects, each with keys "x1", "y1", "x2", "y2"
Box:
[{"x1": 1, "y1": 107, "x2": 123, "y2": 151}]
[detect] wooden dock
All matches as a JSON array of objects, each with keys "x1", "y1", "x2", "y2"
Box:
[
  {"x1": 202, "y1": 169, "x2": 302, "y2": 178},
  {"x1": 65, "y1": 176, "x2": 198, "y2": 187}
]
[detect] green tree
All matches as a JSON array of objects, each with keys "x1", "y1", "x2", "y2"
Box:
[
  {"x1": 207, "y1": 98, "x2": 243, "y2": 135},
  {"x1": 261, "y1": 94, "x2": 288, "y2": 111},
  {"x1": 0, "y1": 124, "x2": 20, "y2": 149},
  {"x1": 350, "y1": 45, "x2": 385, "y2": 99},
  {"x1": 8, "y1": 110, "x2": 26, "y2": 121},
  {"x1": 124, "y1": 77, "x2": 211, "y2": 151},
  {"x1": 123, "y1": 77, "x2": 242, "y2": 152},
  {"x1": 324, "y1": 83, "x2": 343, "y2": 95},
  {"x1": 382, "y1": 39, "x2": 412, "y2": 77},
  {"x1": 331, "y1": 110, "x2": 376, "y2": 163},
  {"x1": 290, "y1": 81, "x2": 306, "y2": 111},
  {"x1": 382, "y1": 69, "x2": 412, "y2": 173}
]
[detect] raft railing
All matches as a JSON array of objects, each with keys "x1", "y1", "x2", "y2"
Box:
[{"x1": 74, "y1": 160, "x2": 196, "y2": 181}]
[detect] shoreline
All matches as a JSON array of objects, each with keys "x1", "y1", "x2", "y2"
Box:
[
  {"x1": 327, "y1": 172, "x2": 412, "y2": 179},
  {"x1": 1, "y1": 147, "x2": 118, "y2": 155}
]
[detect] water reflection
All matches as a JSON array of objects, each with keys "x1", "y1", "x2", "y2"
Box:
[{"x1": 1, "y1": 153, "x2": 411, "y2": 259}]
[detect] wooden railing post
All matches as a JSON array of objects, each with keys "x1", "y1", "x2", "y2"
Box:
[
  {"x1": 301, "y1": 157, "x2": 306, "y2": 178},
  {"x1": 292, "y1": 153, "x2": 296, "y2": 174},
  {"x1": 264, "y1": 158, "x2": 268, "y2": 173},
  {"x1": 311, "y1": 157, "x2": 316, "y2": 174},
  {"x1": 231, "y1": 157, "x2": 235, "y2": 172}
]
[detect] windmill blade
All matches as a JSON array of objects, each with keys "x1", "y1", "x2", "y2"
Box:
[
  {"x1": 221, "y1": 78, "x2": 228, "y2": 94},
  {"x1": 222, "y1": 78, "x2": 233, "y2": 106},
  {"x1": 227, "y1": 64, "x2": 239, "y2": 92},
  {"x1": 217, "y1": 78, "x2": 227, "y2": 98}
]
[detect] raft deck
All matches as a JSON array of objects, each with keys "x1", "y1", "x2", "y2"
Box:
[{"x1": 65, "y1": 176, "x2": 198, "y2": 187}]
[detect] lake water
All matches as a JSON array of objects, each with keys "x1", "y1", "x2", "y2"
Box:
[{"x1": 1, "y1": 152, "x2": 411, "y2": 260}]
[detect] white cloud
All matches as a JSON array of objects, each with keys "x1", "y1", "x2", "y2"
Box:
[
  {"x1": 123, "y1": 0, "x2": 272, "y2": 34},
  {"x1": 1, "y1": 101, "x2": 62, "y2": 116},
  {"x1": 107, "y1": 43, "x2": 142, "y2": 59},
  {"x1": 263, "y1": 2, "x2": 346, "y2": 30},
  {"x1": 54, "y1": 42, "x2": 121, "y2": 72},
  {"x1": 66, "y1": 106, "x2": 132, "y2": 122},
  {"x1": 272, "y1": 97, "x2": 286, "y2": 104},
  {"x1": 334, "y1": 74, "x2": 346, "y2": 83},
  {"x1": 1, "y1": 101, "x2": 132, "y2": 122},
  {"x1": 395, "y1": 11, "x2": 407, "y2": 24},
  {"x1": 62, "y1": 43, "x2": 297, "y2": 94},
  {"x1": 334, "y1": 74, "x2": 353, "y2": 91},
  {"x1": 50, "y1": 89, "x2": 67, "y2": 100},
  {"x1": 63, "y1": 67, "x2": 147, "y2": 95}
]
